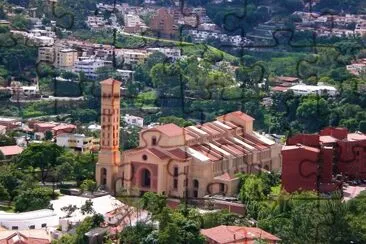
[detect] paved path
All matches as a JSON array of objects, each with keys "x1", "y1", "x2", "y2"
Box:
[{"x1": 343, "y1": 185, "x2": 366, "y2": 201}]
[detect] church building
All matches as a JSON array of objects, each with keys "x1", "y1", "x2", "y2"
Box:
[{"x1": 96, "y1": 78, "x2": 282, "y2": 198}]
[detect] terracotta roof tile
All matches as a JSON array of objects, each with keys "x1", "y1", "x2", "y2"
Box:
[
  {"x1": 0, "y1": 145, "x2": 23, "y2": 156},
  {"x1": 148, "y1": 148, "x2": 170, "y2": 159},
  {"x1": 153, "y1": 123, "x2": 184, "y2": 137},
  {"x1": 201, "y1": 225, "x2": 280, "y2": 244}
]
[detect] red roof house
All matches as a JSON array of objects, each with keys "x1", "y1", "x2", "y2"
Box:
[
  {"x1": 201, "y1": 225, "x2": 281, "y2": 244},
  {"x1": 0, "y1": 145, "x2": 23, "y2": 158},
  {"x1": 0, "y1": 232, "x2": 50, "y2": 244}
]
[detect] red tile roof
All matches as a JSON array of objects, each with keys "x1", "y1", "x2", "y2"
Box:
[
  {"x1": 153, "y1": 123, "x2": 184, "y2": 137},
  {"x1": 271, "y1": 86, "x2": 288, "y2": 92},
  {"x1": 148, "y1": 148, "x2": 170, "y2": 160},
  {"x1": 0, "y1": 232, "x2": 50, "y2": 244},
  {"x1": 201, "y1": 225, "x2": 280, "y2": 244},
  {"x1": 0, "y1": 145, "x2": 23, "y2": 156},
  {"x1": 167, "y1": 148, "x2": 190, "y2": 160},
  {"x1": 277, "y1": 76, "x2": 299, "y2": 82},
  {"x1": 51, "y1": 124, "x2": 76, "y2": 131},
  {"x1": 218, "y1": 111, "x2": 255, "y2": 123}
]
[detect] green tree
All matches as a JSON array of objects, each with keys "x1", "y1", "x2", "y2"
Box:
[
  {"x1": 80, "y1": 199, "x2": 95, "y2": 215},
  {"x1": 80, "y1": 179, "x2": 97, "y2": 193},
  {"x1": 0, "y1": 183, "x2": 10, "y2": 201},
  {"x1": 61, "y1": 204, "x2": 78, "y2": 218},
  {"x1": 14, "y1": 187, "x2": 53, "y2": 212},
  {"x1": 17, "y1": 143, "x2": 64, "y2": 183},
  {"x1": 0, "y1": 134, "x2": 16, "y2": 146},
  {"x1": 120, "y1": 221, "x2": 154, "y2": 244},
  {"x1": 44, "y1": 130, "x2": 53, "y2": 140}
]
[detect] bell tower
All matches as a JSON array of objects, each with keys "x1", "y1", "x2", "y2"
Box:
[{"x1": 96, "y1": 78, "x2": 121, "y2": 192}]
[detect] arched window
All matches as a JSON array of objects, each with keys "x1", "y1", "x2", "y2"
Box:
[
  {"x1": 101, "y1": 168, "x2": 107, "y2": 185},
  {"x1": 152, "y1": 136, "x2": 157, "y2": 146},
  {"x1": 141, "y1": 169, "x2": 151, "y2": 188},
  {"x1": 193, "y1": 179, "x2": 199, "y2": 188}
]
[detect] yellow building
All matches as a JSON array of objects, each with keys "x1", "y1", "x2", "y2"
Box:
[
  {"x1": 38, "y1": 45, "x2": 78, "y2": 71},
  {"x1": 96, "y1": 78, "x2": 282, "y2": 198}
]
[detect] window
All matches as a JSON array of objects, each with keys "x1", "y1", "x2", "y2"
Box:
[
  {"x1": 141, "y1": 169, "x2": 151, "y2": 188},
  {"x1": 152, "y1": 136, "x2": 157, "y2": 146},
  {"x1": 42, "y1": 223, "x2": 47, "y2": 228},
  {"x1": 193, "y1": 179, "x2": 199, "y2": 188},
  {"x1": 142, "y1": 155, "x2": 148, "y2": 161},
  {"x1": 12, "y1": 226, "x2": 18, "y2": 230},
  {"x1": 174, "y1": 167, "x2": 179, "y2": 177},
  {"x1": 29, "y1": 225, "x2": 35, "y2": 229},
  {"x1": 173, "y1": 179, "x2": 178, "y2": 189},
  {"x1": 220, "y1": 183, "x2": 225, "y2": 193}
]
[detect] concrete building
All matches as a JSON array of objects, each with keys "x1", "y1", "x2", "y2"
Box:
[
  {"x1": 0, "y1": 209, "x2": 58, "y2": 230},
  {"x1": 122, "y1": 114, "x2": 143, "y2": 127},
  {"x1": 0, "y1": 145, "x2": 23, "y2": 160},
  {"x1": 0, "y1": 117, "x2": 20, "y2": 130},
  {"x1": 56, "y1": 133, "x2": 97, "y2": 152},
  {"x1": 288, "y1": 84, "x2": 337, "y2": 96},
  {"x1": 282, "y1": 127, "x2": 366, "y2": 193},
  {"x1": 201, "y1": 225, "x2": 281, "y2": 244},
  {"x1": 73, "y1": 57, "x2": 113, "y2": 80},
  {"x1": 149, "y1": 8, "x2": 176, "y2": 37},
  {"x1": 96, "y1": 78, "x2": 282, "y2": 197},
  {"x1": 55, "y1": 48, "x2": 78, "y2": 71},
  {"x1": 121, "y1": 51, "x2": 149, "y2": 65}
]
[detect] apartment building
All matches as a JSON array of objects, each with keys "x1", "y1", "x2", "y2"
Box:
[
  {"x1": 38, "y1": 44, "x2": 78, "y2": 71},
  {"x1": 73, "y1": 57, "x2": 113, "y2": 80},
  {"x1": 149, "y1": 8, "x2": 176, "y2": 37},
  {"x1": 56, "y1": 133, "x2": 97, "y2": 152},
  {"x1": 282, "y1": 127, "x2": 366, "y2": 193},
  {"x1": 121, "y1": 51, "x2": 149, "y2": 65}
]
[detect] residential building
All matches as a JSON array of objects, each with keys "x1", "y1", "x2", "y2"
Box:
[
  {"x1": 0, "y1": 230, "x2": 50, "y2": 244},
  {"x1": 201, "y1": 225, "x2": 281, "y2": 244},
  {"x1": 288, "y1": 84, "x2": 337, "y2": 96},
  {"x1": 73, "y1": 57, "x2": 113, "y2": 80},
  {"x1": 55, "y1": 48, "x2": 78, "y2": 71},
  {"x1": 122, "y1": 114, "x2": 143, "y2": 127},
  {"x1": 149, "y1": 8, "x2": 176, "y2": 37},
  {"x1": 56, "y1": 133, "x2": 97, "y2": 152},
  {"x1": 123, "y1": 13, "x2": 147, "y2": 33},
  {"x1": 147, "y1": 47, "x2": 181, "y2": 61},
  {"x1": 86, "y1": 15, "x2": 106, "y2": 29},
  {"x1": 121, "y1": 51, "x2": 149, "y2": 65},
  {"x1": 96, "y1": 79, "x2": 282, "y2": 197},
  {"x1": 0, "y1": 209, "x2": 58, "y2": 231},
  {"x1": 38, "y1": 46, "x2": 55, "y2": 63},
  {"x1": 346, "y1": 58, "x2": 366, "y2": 76},
  {"x1": 282, "y1": 127, "x2": 366, "y2": 193},
  {"x1": 0, "y1": 117, "x2": 20, "y2": 130},
  {"x1": 0, "y1": 145, "x2": 23, "y2": 160},
  {"x1": 116, "y1": 69, "x2": 135, "y2": 81}
]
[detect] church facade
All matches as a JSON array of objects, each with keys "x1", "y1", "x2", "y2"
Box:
[{"x1": 96, "y1": 78, "x2": 282, "y2": 198}]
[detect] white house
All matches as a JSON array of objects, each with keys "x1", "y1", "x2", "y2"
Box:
[
  {"x1": 122, "y1": 114, "x2": 144, "y2": 127},
  {"x1": 0, "y1": 209, "x2": 58, "y2": 230},
  {"x1": 73, "y1": 57, "x2": 112, "y2": 80},
  {"x1": 288, "y1": 84, "x2": 337, "y2": 96},
  {"x1": 56, "y1": 133, "x2": 96, "y2": 152}
]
